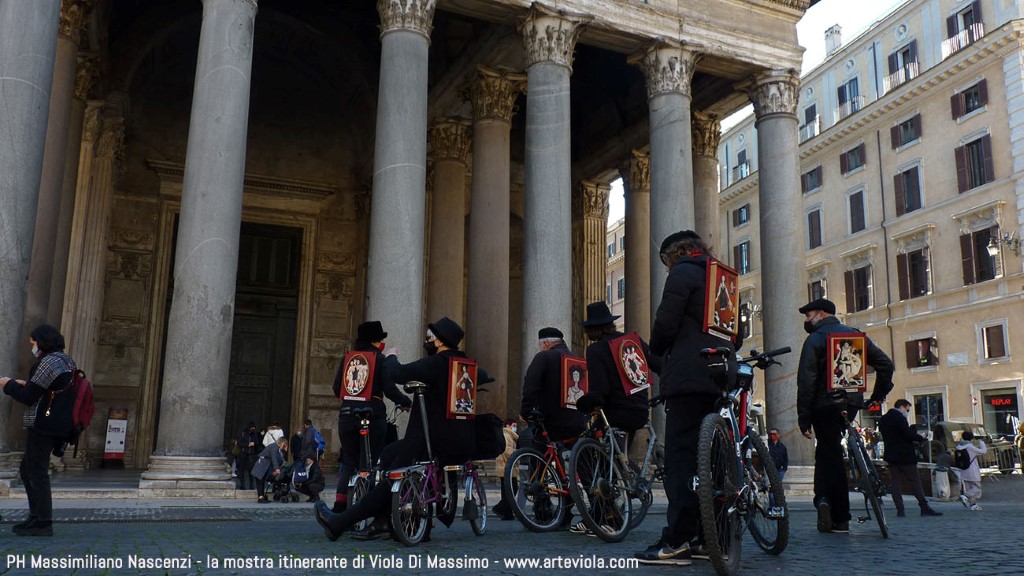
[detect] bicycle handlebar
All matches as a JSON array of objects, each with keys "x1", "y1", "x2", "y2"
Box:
[{"x1": 740, "y1": 346, "x2": 791, "y2": 364}]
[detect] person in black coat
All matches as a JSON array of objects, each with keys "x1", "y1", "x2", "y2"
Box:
[
  {"x1": 331, "y1": 321, "x2": 412, "y2": 512},
  {"x1": 877, "y1": 399, "x2": 942, "y2": 517},
  {"x1": 289, "y1": 427, "x2": 303, "y2": 463},
  {"x1": 519, "y1": 327, "x2": 587, "y2": 442},
  {"x1": 314, "y1": 316, "x2": 483, "y2": 541},
  {"x1": 635, "y1": 231, "x2": 740, "y2": 565},
  {"x1": 237, "y1": 422, "x2": 262, "y2": 490}
]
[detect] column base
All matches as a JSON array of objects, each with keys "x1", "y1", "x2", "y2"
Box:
[
  {"x1": 781, "y1": 464, "x2": 814, "y2": 496},
  {"x1": 139, "y1": 455, "x2": 235, "y2": 497},
  {"x1": 0, "y1": 451, "x2": 22, "y2": 496}
]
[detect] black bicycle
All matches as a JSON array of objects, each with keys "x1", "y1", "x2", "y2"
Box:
[{"x1": 843, "y1": 400, "x2": 888, "y2": 538}]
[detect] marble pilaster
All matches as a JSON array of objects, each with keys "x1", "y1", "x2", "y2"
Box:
[
  {"x1": 141, "y1": 0, "x2": 258, "y2": 491},
  {"x1": 622, "y1": 149, "x2": 651, "y2": 338},
  {"x1": 581, "y1": 180, "x2": 610, "y2": 313},
  {"x1": 743, "y1": 69, "x2": 809, "y2": 464},
  {"x1": 518, "y1": 3, "x2": 589, "y2": 378},
  {"x1": 466, "y1": 66, "x2": 525, "y2": 417},
  {"x1": 0, "y1": 0, "x2": 61, "y2": 460},
  {"x1": 365, "y1": 0, "x2": 436, "y2": 363},
  {"x1": 691, "y1": 111, "x2": 722, "y2": 252},
  {"x1": 426, "y1": 118, "x2": 471, "y2": 325}
]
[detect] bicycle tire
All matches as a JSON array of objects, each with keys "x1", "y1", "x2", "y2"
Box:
[
  {"x1": 744, "y1": 429, "x2": 788, "y2": 555},
  {"x1": 391, "y1": 472, "x2": 429, "y2": 546},
  {"x1": 466, "y1": 472, "x2": 487, "y2": 536},
  {"x1": 504, "y1": 448, "x2": 566, "y2": 532},
  {"x1": 568, "y1": 437, "x2": 632, "y2": 543},
  {"x1": 850, "y1": 439, "x2": 888, "y2": 538},
  {"x1": 347, "y1": 474, "x2": 372, "y2": 531},
  {"x1": 697, "y1": 413, "x2": 742, "y2": 576}
]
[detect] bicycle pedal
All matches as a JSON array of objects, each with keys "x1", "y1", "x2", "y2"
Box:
[{"x1": 767, "y1": 506, "x2": 786, "y2": 519}]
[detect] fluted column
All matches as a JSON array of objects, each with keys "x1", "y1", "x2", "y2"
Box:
[
  {"x1": 743, "y1": 69, "x2": 808, "y2": 463},
  {"x1": 142, "y1": 0, "x2": 258, "y2": 491},
  {"x1": 466, "y1": 66, "x2": 525, "y2": 416},
  {"x1": 0, "y1": 0, "x2": 61, "y2": 462},
  {"x1": 691, "y1": 111, "x2": 721, "y2": 252},
  {"x1": 518, "y1": 3, "x2": 589, "y2": 378},
  {"x1": 426, "y1": 119, "x2": 471, "y2": 325},
  {"x1": 622, "y1": 149, "x2": 651, "y2": 338},
  {"x1": 365, "y1": 0, "x2": 436, "y2": 362},
  {"x1": 581, "y1": 180, "x2": 610, "y2": 309}
]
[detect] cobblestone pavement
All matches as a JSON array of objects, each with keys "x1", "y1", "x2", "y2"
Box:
[{"x1": 0, "y1": 476, "x2": 1019, "y2": 576}]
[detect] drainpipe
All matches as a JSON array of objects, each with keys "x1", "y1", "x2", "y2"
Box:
[{"x1": 875, "y1": 130, "x2": 897, "y2": 368}]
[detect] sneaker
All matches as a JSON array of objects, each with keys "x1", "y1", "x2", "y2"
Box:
[
  {"x1": 13, "y1": 522, "x2": 52, "y2": 537},
  {"x1": 634, "y1": 540, "x2": 693, "y2": 566},
  {"x1": 829, "y1": 522, "x2": 849, "y2": 534},
  {"x1": 959, "y1": 494, "x2": 970, "y2": 509},
  {"x1": 920, "y1": 507, "x2": 943, "y2": 517},
  {"x1": 257, "y1": 496, "x2": 269, "y2": 504},
  {"x1": 816, "y1": 499, "x2": 832, "y2": 533},
  {"x1": 568, "y1": 521, "x2": 594, "y2": 536},
  {"x1": 688, "y1": 542, "x2": 710, "y2": 560},
  {"x1": 970, "y1": 503, "x2": 982, "y2": 511}
]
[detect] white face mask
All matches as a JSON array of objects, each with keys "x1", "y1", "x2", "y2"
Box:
[
  {"x1": 511, "y1": 425, "x2": 517, "y2": 434},
  {"x1": 31, "y1": 345, "x2": 40, "y2": 358}
]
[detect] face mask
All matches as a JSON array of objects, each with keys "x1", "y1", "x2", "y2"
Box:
[
  {"x1": 803, "y1": 320, "x2": 816, "y2": 334},
  {"x1": 31, "y1": 345, "x2": 40, "y2": 358},
  {"x1": 511, "y1": 425, "x2": 517, "y2": 434},
  {"x1": 423, "y1": 339, "x2": 438, "y2": 356},
  {"x1": 375, "y1": 342, "x2": 386, "y2": 352},
  {"x1": 769, "y1": 434, "x2": 779, "y2": 442},
  {"x1": 901, "y1": 409, "x2": 910, "y2": 419}
]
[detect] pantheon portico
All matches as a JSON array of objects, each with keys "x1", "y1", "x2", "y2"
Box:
[{"x1": 0, "y1": 0, "x2": 814, "y2": 491}]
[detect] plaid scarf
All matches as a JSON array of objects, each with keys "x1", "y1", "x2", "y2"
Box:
[{"x1": 23, "y1": 352, "x2": 75, "y2": 429}]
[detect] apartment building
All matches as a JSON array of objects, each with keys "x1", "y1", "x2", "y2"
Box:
[{"x1": 605, "y1": 217, "x2": 627, "y2": 332}]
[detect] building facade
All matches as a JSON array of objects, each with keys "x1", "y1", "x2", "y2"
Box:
[
  {"x1": 719, "y1": 0, "x2": 1024, "y2": 436},
  {"x1": 605, "y1": 216, "x2": 626, "y2": 332}
]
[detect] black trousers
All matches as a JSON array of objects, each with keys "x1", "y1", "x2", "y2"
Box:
[
  {"x1": 336, "y1": 414, "x2": 387, "y2": 499},
  {"x1": 21, "y1": 429, "x2": 60, "y2": 524},
  {"x1": 662, "y1": 393, "x2": 719, "y2": 546},
  {"x1": 888, "y1": 462, "x2": 928, "y2": 511},
  {"x1": 811, "y1": 404, "x2": 850, "y2": 523}
]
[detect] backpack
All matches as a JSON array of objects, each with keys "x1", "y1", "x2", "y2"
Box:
[
  {"x1": 953, "y1": 447, "x2": 972, "y2": 470},
  {"x1": 68, "y1": 369, "x2": 96, "y2": 454},
  {"x1": 312, "y1": 428, "x2": 326, "y2": 453}
]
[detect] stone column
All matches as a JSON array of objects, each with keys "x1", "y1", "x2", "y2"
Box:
[
  {"x1": 581, "y1": 180, "x2": 610, "y2": 309},
  {"x1": 621, "y1": 149, "x2": 651, "y2": 338},
  {"x1": 141, "y1": 0, "x2": 258, "y2": 493},
  {"x1": 692, "y1": 111, "x2": 722, "y2": 252},
  {"x1": 365, "y1": 0, "x2": 436, "y2": 361},
  {"x1": 743, "y1": 69, "x2": 809, "y2": 464},
  {"x1": 466, "y1": 66, "x2": 525, "y2": 416},
  {"x1": 20, "y1": 0, "x2": 93, "y2": 375},
  {"x1": 0, "y1": 0, "x2": 61, "y2": 464},
  {"x1": 629, "y1": 42, "x2": 699, "y2": 318},
  {"x1": 518, "y1": 4, "x2": 589, "y2": 378},
  {"x1": 426, "y1": 118, "x2": 470, "y2": 325}
]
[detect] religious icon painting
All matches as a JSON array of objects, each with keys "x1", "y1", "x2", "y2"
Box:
[
  {"x1": 447, "y1": 358, "x2": 478, "y2": 420},
  {"x1": 826, "y1": 333, "x2": 868, "y2": 393},
  {"x1": 561, "y1": 355, "x2": 588, "y2": 410},
  {"x1": 609, "y1": 333, "x2": 651, "y2": 396},
  {"x1": 703, "y1": 258, "x2": 740, "y2": 342},
  {"x1": 340, "y1": 350, "x2": 375, "y2": 403}
]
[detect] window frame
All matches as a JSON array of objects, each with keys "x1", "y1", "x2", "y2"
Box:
[
  {"x1": 616, "y1": 277, "x2": 625, "y2": 300},
  {"x1": 733, "y1": 241, "x2": 751, "y2": 275},
  {"x1": 951, "y1": 79, "x2": 988, "y2": 121},
  {"x1": 893, "y1": 165, "x2": 922, "y2": 216},
  {"x1": 807, "y1": 207, "x2": 823, "y2": 249},
  {"x1": 955, "y1": 134, "x2": 994, "y2": 193},
  {"x1": 847, "y1": 188, "x2": 866, "y2": 234},
  {"x1": 844, "y1": 264, "x2": 873, "y2": 312},
  {"x1": 840, "y1": 143, "x2": 867, "y2": 175},
  {"x1": 801, "y1": 166, "x2": 823, "y2": 194},
  {"x1": 960, "y1": 225, "x2": 1001, "y2": 285},
  {"x1": 976, "y1": 319, "x2": 1009, "y2": 363},
  {"x1": 890, "y1": 114, "x2": 922, "y2": 149},
  {"x1": 905, "y1": 335, "x2": 939, "y2": 370}
]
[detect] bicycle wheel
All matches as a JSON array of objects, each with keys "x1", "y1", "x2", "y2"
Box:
[
  {"x1": 850, "y1": 440, "x2": 888, "y2": 539},
  {"x1": 744, "y1": 429, "x2": 788, "y2": 555},
  {"x1": 465, "y1": 473, "x2": 487, "y2": 536},
  {"x1": 390, "y1": 472, "x2": 429, "y2": 546},
  {"x1": 568, "y1": 437, "x2": 632, "y2": 543},
  {"x1": 697, "y1": 414, "x2": 742, "y2": 576},
  {"x1": 627, "y1": 461, "x2": 653, "y2": 530},
  {"x1": 347, "y1": 474, "x2": 372, "y2": 531},
  {"x1": 504, "y1": 448, "x2": 566, "y2": 532}
]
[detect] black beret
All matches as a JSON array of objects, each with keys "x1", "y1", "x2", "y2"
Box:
[
  {"x1": 538, "y1": 327, "x2": 564, "y2": 339},
  {"x1": 798, "y1": 298, "x2": 836, "y2": 315}
]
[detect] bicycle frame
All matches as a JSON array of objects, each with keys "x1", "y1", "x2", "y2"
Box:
[{"x1": 348, "y1": 410, "x2": 377, "y2": 491}]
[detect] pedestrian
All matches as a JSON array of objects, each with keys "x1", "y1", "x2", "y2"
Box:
[
  {"x1": 294, "y1": 454, "x2": 325, "y2": 503},
  {"x1": 237, "y1": 422, "x2": 261, "y2": 490},
  {"x1": 955, "y1": 431, "x2": 987, "y2": 510},
  {"x1": 289, "y1": 427, "x2": 303, "y2": 463},
  {"x1": 331, "y1": 321, "x2": 412, "y2": 514},
  {"x1": 314, "y1": 316, "x2": 484, "y2": 541},
  {"x1": 492, "y1": 418, "x2": 520, "y2": 520},
  {"x1": 297, "y1": 418, "x2": 326, "y2": 501},
  {"x1": 252, "y1": 436, "x2": 289, "y2": 503},
  {"x1": 262, "y1": 422, "x2": 284, "y2": 447},
  {"x1": 796, "y1": 298, "x2": 894, "y2": 534},
  {"x1": 1015, "y1": 422, "x2": 1024, "y2": 456},
  {"x1": 632, "y1": 230, "x2": 736, "y2": 566},
  {"x1": 767, "y1": 428, "x2": 789, "y2": 483},
  {"x1": 877, "y1": 399, "x2": 942, "y2": 517},
  {"x1": 227, "y1": 438, "x2": 240, "y2": 480},
  {"x1": 0, "y1": 325, "x2": 78, "y2": 536}
]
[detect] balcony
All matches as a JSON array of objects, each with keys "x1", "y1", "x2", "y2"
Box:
[
  {"x1": 799, "y1": 116, "x2": 821, "y2": 143},
  {"x1": 833, "y1": 96, "x2": 866, "y2": 123},
  {"x1": 942, "y1": 23, "x2": 984, "y2": 59},
  {"x1": 882, "y1": 62, "x2": 920, "y2": 94},
  {"x1": 731, "y1": 162, "x2": 751, "y2": 182}
]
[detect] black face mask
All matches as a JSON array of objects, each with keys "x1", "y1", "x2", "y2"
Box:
[
  {"x1": 423, "y1": 339, "x2": 438, "y2": 356},
  {"x1": 803, "y1": 320, "x2": 816, "y2": 334}
]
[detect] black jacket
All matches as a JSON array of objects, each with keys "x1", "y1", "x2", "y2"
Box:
[
  {"x1": 650, "y1": 255, "x2": 739, "y2": 398},
  {"x1": 578, "y1": 332, "x2": 651, "y2": 428},
  {"x1": 878, "y1": 408, "x2": 925, "y2": 465},
  {"x1": 520, "y1": 343, "x2": 587, "y2": 441},
  {"x1": 796, "y1": 316, "x2": 894, "y2": 433},
  {"x1": 332, "y1": 344, "x2": 412, "y2": 419},
  {"x1": 768, "y1": 439, "x2": 789, "y2": 471}
]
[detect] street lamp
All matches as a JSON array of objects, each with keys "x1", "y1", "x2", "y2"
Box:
[{"x1": 986, "y1": 230, "x2": 1021, "y2": 257}]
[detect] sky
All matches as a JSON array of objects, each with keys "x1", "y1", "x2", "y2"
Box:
[{"x1": 607, "y1": 0, "x2": 907, "y2": 223}]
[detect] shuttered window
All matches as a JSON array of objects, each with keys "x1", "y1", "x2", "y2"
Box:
[
  {"x1": 954, "y1": 134, "x2": 994, "y2": 192},
  {"x1": 959, "y1": 226, "x2": 1000, "y2": 285},
  {"x1": 893, "y1": 167, "x2": 922, "y2": 216},
  {"x1": 844, "y1": 265, "x2": 872, "y2": 312}
]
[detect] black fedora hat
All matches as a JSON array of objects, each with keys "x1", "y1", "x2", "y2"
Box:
[
  {"x1": 581, "y1": 301, "x2": 621, "y2": 327},
  {"x1": 356, "y1": 321, "x2": 387, "y2": 342},
  {"x1": 427, "y1": 316, "x2": 465, "y2": 348}
]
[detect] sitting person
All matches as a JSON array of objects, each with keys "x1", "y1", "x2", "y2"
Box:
[
  {"x1": 251, "y1": 437, "x2": 289, "y2": 503},
  {"x1": 294, "y1": 457, "x2": 325, "y2": 503}
]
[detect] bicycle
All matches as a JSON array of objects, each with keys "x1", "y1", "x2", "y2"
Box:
[
  {"x1": 843, "y1": 399, "x2": 888, "y2": 538},
  {"x1": 388, "y1": 381, "x2": 487, "y2": 546},
  {"x1": 502, "y1": 413, "x2": 575, "y2": 532},
  {"x1": 693, "y1": 347, "x2": 791, "y2": 576},
  {"x1": 566, "y1": 408, "x2": 661, "y2": 543},
  {"x1": 345, "y1": 406, "x2": 379, "y2": 532}
]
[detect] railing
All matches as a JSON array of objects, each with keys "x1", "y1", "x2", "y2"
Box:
[
  {"x1": 731, "y1": 162, "x2": 751, "y2": 182},
  {"x1": 942, "y1": 22, "x2": 985, "y2": 59},
  {"x1": 799, "y1": 116, "x2": 821, "y2": 143},
  {"x1": 833, "y1": 96, "x2": 866, "y2": 122},
  {"x1": 882, "y1": 61, "x2": 920, "y2": 94}
]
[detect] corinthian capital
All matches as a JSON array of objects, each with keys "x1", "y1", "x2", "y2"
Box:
[
  {"x1": 377, "y1": 0, "x2": 437, "y2": 40},
  {"x1": 741, "y1": 69, "x2": 800, "y2": 120},
  {"x1": 628, "y1": 41, "x2": 700, "y2": 99},
  {"x1": 627, "y1": 149, "x2": 650, "y2": 195},
  {"x1": 97, "y1": 117, "x2": 126, "y2": 175},
  {"x1": 429, "y1": 118, "x2": 471, "y2": 163},
  {"x1": 74, "y1": 53, "x2": 99, "y2": 101},
  {"x1": 59, "y1": 0, "x2": 93, "y2": 45},
  {"x1": 518, "y1": 3, "x2": 591, "y2": 70},
  {"x1": 580, "y1": 180, "x2": 610, "y2": 220},
  {"x1": 467, "y1": 65, "x2": 527, "y2": 123},
  {"x1": 691, "y1": 111, "x2": 721, "y2": 159}
]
